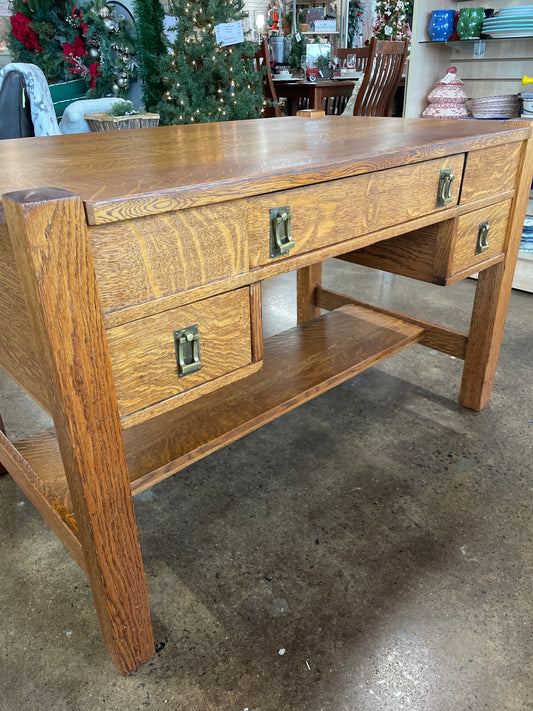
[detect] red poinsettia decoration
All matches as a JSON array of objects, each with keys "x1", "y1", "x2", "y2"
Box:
[
  {"x1": 62, "y1": 36, "x2": 87, "y2": 58},
  {"x1": 88, "y1": 62, "x2": 100, "y2": 89},
  {"x1": 10, "y1": 12, "x2": 42, "y2": 52},
  {"x1": 72, "y1": 6, "x2": 89, "y2": 35}
]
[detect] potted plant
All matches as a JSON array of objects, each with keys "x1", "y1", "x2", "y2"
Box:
[
  {"x1": 84, "y1": 100, "x2": 160, "y2": 131},
  {"x1": 316, "y1": 51, "x2": 333, "y2": 79}
]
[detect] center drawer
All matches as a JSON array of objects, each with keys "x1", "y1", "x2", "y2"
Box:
[
  {"x1": 106, "y1": 287, "x2": 261, "y2": 426},
  {"x1": 247, "y1": 154, "x2": 465, "y2": 267}
]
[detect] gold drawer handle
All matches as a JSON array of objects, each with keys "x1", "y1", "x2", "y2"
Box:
[
  {"x1": 436, "y1": 168, "x2": 455, "y2": 208},
  {"x1": 475, "y1": 221, "x2": 491, "y2": 255},
  {"x1": 270, "y1": 206, "x2": 295, "y2": 258},
  {"x1": 174, "y1": 325, "x2": 202, "y2": 377}
]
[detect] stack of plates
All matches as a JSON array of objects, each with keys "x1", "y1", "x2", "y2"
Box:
[
  {"x1": 521, "y1": 93, "x2": 533, "y2": 118},
  {"x1": 470, "y1": 94, "x2": 520, "y2": 118},
  {"x1": 482, "y1": 6, "x2": 533, "y2": 38},
  {"x1": 520, "y1": 215, "x2": 533, "y2": 254}
]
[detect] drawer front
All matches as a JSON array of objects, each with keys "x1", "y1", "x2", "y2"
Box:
[
  {"x1": 451, "y1": 200, "x2": 512, "y2": 274},
  {"x1": 90, "y1": 200, "x2": 248, "y2": 314},
  {"x1": 460, "y1": 143, "x2": 521, "y2": 205},
  {"x1": 248, "y1": 154, "x2": 465, "y2": 268},
  {"x1": 107, "y1": 288, "x2": 254, "y2": 418}
]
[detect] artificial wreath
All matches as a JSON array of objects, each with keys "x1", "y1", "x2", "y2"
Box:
[{"x1": 8, "y1": 0, "x2": 137, "y2": 97}]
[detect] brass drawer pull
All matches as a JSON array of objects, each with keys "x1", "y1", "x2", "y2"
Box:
[
  {"x1": 436, "y1": 168, "x2": 455, "y2": 208},
  {"x1": 475, "y1": 221, "x2": 491, "y2": 255},
  {"x1": 174, "y1": 325, "x2": 202, "y2": 377},
  {"x1": 270, "y1": 206, "x2": 295, "y2": 258}
]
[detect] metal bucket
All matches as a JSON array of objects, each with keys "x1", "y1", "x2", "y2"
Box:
[{"x1": 269, "y1": 36, "x2": 290, "y2": 64}]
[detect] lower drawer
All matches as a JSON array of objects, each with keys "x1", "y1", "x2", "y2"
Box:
[
  {"x1": 450, "y1": 200, "x2": 511, "y2": 274},
  {"x1": 106, "y1": 287, "x2": 260, "y2": 424},
  {"x1": 336, "y1": 200, "x2": 512, "y2": 285}
]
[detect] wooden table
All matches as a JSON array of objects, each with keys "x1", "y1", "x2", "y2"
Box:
[
  {"x1": 0, "y1": 116, "x2": 531, "y2": 673},
  {"x1": 275, "y1": 79, "x2": 357, "y2": 115}
]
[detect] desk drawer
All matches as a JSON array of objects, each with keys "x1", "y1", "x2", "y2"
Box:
[
  {"x1": 450, "y1": 200, "x2": 511, "y2": 274},
  {"x1": 248, "y1": 154, "x2": 465, "y2": 267},
  {"x1": 460, "y1": 143, "x2": 521, "y2": 204},
  {"x1": 106, "y1": 287, "x2": 258, "y2": 423}
]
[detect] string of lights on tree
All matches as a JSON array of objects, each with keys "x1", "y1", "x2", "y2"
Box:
[
  {"x1": 372, "y1": 0, "x2": 411, "y2": 42},
  {"x1": 8, "y1": 0, "x2": 137, "y2": 96},
  {"x1": 134, "y1": 0, "x2": 264, "y2": 125}
]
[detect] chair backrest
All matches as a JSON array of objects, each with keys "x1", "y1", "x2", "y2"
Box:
[
  {"x1": 0, "y1": 70, "x2": 34, "y2": 140},
  {"x1": 254, "y1": 39, "x2": 281, "y2": 118},
  {"x1": 352, "y1": 38, "x2": 408, "y2": 117},
  {"x1": 333, "y1": 46, "x2": 370, "y2": 74}
]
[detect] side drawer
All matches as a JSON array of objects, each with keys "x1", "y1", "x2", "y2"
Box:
[
  {"x1": 450, "y1": 200, "x2": 512, "y2": 274},
  {"x1": 336, "y1": 199, "x2": 511, "y2": 285},
  {"x1": 247, "y1": 154, "x2": 465, "y2": 268},
  {"x1": 106, "y1": 287, "x2": 260, "y2": 424},
  {"x1": 460, "y1": 143, "x2": 521, "y2": 204}
]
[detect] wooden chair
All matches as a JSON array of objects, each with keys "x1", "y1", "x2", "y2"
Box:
[
  {"x1": 352, "y1": 38, "x2": 409, "y2": 117},
  {"x1": 254, "y1": 39, "x2": 281, "y2": 118},
  {"x1": 333, "y1": 46, "x2": 370, "y2": 74}
]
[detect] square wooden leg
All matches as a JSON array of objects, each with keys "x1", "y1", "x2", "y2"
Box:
[
  {"x1": 297, "y1": 262, "x2": 323, "y2": 325},
  {"x1": 3, "y1": 188, "x2": 155, "y2": 673}
]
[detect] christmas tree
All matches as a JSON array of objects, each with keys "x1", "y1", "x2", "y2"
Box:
[
  {"x1": 141, "y1": 0, "x2": 264, "y2": 125},
  {"x1": 8, "y1": 0, "x2": 137, "y2": 96},
  {"x1": 373, "y1": 0, "x2": 411, "y2": 42}
]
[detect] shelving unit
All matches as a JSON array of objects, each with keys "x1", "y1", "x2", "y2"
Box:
[
  {"x1": 405, "y1": 0, "x2": 533, "y2": 118},
  {"x1": 405, "y1": 0, "x2": 533, "y2": 292}
]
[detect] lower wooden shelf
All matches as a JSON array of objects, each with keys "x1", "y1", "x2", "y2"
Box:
[{"x1": 10, "y1": 303, "x2": 424, "y2": 531}]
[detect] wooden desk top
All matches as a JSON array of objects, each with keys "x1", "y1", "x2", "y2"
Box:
[{"x1": 0, "y1": 116, "x2": 529, "y2": 225}]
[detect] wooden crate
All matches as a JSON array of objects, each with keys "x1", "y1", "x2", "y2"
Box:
[{"x1": 84, "y1": 112, "x2": 160, "y2": 131}]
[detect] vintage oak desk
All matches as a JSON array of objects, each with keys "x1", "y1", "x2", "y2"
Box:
[{"x1": 0, "y1": 116, "x2": 531, "y2": 673}]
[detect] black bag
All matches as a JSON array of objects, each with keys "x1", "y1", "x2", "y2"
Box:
[{"x1": 0, "y1": 70, "x2": 35, "y2": 140}]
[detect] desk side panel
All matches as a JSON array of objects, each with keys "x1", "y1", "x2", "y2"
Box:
[{"x1": 0, "y1": 222, "x2": 51, "y2": 412}]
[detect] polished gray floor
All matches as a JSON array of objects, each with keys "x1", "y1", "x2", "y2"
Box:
[{"x1": 1, "y1": 260, "x2": 532, "y2": 710}]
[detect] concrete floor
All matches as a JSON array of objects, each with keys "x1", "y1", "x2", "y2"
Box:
[{"x1": 0, "y1": 260, "x2": 532, "y2": 710}]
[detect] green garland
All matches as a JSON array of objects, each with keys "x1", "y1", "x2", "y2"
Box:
[
  {"x1": 151, "y1": 0, "x2": 264, "y2": 125},
  {"x1": 133, "y1": 0, "x2": 168, "y2": 112},
  {"x1": 8, "y1": 0, "x2": 137, "y2": 96}
]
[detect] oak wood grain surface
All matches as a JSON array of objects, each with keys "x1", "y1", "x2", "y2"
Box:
[
  {"x1": 0, "y1": 117, "x2": 529, "y2": 225},
  {"x1": 90, "y1": 201, "x2": 249, "y2": 313},
  {"x1": 248, "y1": 155, "x2": 464, "y2": 267},
  {"x1": 460, "y1": 142, "x2": 522, "y2": 204},
  {"x1": 0, "y1": 224, "x2": 50, "y2": 410},
  {"x1": 107, "y1": 287, "x2": 253, "y2": 418},
  {"x1": 451, "y1": 200, "x2": 511, "y2": 273},
  {"x1": 15, "y1": 304, "x2": 424, "y2": 504},
  {"x1": 3, "y1": 188, "x2": 155, "y2": 673}
]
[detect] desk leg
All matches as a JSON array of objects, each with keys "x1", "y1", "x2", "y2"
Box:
[
  {"x1": 297, "y1": 262, "x2": 323, "y2": 324},
  {"x1": 460, "y1": 134, "x2": 533, "y2": 411},
  {"x1": 3, "y1": 189, "x2": 154, "y2": 674},
  {"x1": 0, "y1": 414, "x2": 6, "y2": 474}
]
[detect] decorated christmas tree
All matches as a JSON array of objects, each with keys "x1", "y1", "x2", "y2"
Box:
[
  {"x1": 373, "y1": 0, "x2": 411, "y2": 42},
  {"x1": 143, "y1": 0, "x2": 264, "y2": 125},
  {"x1": 8, "y1": 0, "x2": 137, "y2": 96}
]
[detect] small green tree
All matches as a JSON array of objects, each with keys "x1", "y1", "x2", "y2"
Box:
[{"x1": 151, "y1": 0, "x2": 264, "y2": 125}]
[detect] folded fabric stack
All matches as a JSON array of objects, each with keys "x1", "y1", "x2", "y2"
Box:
[{"x1": 470, "y1": 94, "x2": 520, "y2": 119}]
